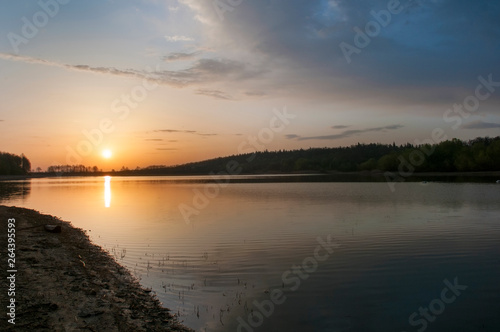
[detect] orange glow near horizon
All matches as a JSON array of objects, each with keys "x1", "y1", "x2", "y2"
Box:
[{"x1": 17, "y1": 131, "x2": 306, "y2": 172}]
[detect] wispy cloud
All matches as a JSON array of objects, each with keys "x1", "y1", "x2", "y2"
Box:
[
  {"x1": 244, "y1": 91, "x2": 267, "y2": 97},
  {"x1": 195, "y1": 88, "x2": 233, "y2": 100},
  {"x1": 155, "y1": 129, "x2": 196, "y2": 133},
  {"x1": 156, "y1": 148, "x2": 178, "y2": 151},
  {"x1": 461, "y1": 121, "x2": 500, "y2": 129},
  {"x1": 0, "y1": 52, "x2": 170, "y2": 84},
  {"x1": 162, "y1": 51, "x2": 200, "y2": 62},
  {"x1": 145, "y1": 138, "x2": 164, "y2": 141},
  {"x1": 153, "y1": 129, "x2": 218, "y2": 137},
  {"x1": 331, "y1": 125, "x2": 350, "y2": 129},
  {"x1": 287, "y1": 125, "x2": 404, "y2": 141},
  {"x1": 0, "y1": 53, "x2": 264, "y2": 91},
  {"x1": 164, "y1": 35, "x2": 194, "y2": 42}
]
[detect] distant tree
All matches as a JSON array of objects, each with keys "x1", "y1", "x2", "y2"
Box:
[
  {"x1": 294, "y1": 158, "x2": 309, "y2": 171},
  {"x1": 377, "y1": 153, "x2": 398, "y2": 171},
  {"x1": 359, "y1": 158, "x2": 378, "y2": 171},
  {"x1": 21, "y1": 154, "x2": 31, "y2": 172}
]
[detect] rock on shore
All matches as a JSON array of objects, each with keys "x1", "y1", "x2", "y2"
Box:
[{"x1": 0, "y1": 206, "x2": 194, "y2": 332}]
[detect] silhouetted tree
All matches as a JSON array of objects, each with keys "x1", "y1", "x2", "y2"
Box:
[{"x1": 0, "y1": 152, "x2": 32, "y2": 175}]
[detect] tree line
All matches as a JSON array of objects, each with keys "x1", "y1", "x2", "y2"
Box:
[
  {"x1": 47, "y1": 165, "x2": 101, "y2": 174},
  {"x1": 129, "y1": 136, "x2": 500, "y2": 175},
  {"x1": 0, "y1": 152, "x2": 31, "y2": 175},
  {"x1": 2, "y1": 136, "x2": 498, "y2": 176}
]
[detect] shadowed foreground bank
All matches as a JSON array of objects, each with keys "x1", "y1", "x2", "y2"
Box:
[{"x1": 0, "y1": 206, "x2": 193, "y2": 332}]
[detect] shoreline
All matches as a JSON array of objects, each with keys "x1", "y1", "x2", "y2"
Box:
[
  {"x1": 0, "y1": 205, "x2": 193, "y2": 331},
  {"x1": 1, "y1": 170, "x2": 500, "y2": 181}
]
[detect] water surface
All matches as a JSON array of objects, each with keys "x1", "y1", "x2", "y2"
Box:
[{"x1": 2, "y1": 176, "x2": 499, "y2": 331}]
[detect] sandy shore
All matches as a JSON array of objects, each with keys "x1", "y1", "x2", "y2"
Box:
[{"x1": 0, "y1": 206, "x2": 193, "y2": 332}]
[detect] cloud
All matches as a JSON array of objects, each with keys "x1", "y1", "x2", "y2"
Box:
[
  {"x1": 290, "y1": 125, "x2": 403, "y2": 141},
  {"x1": 145, "y1": 138, "x2": 164, "y2": 141},
  {"x1": 153, "y1": 129, "x2": 218, "y2": 137},
  {"x1": 160, "y1": 57, "x2": 265, "y2": 87},
  {"x1": 189, "y1": 58, "x2": 260, "y2": 79},
  {"x1": 164, "y1": 35, "x2": 194, "y2": 42},
  {"x1": 0, "y1": 53, "x2": 264, "y2": 91},
  {"x1": 162, "y1": 51, "x2": 200, "y2": 62},
  {"x1": 461, "y1": 121, "x2": 500, "y2": 129},
  {"x1": 195, "y1": 88, "x2": 233, "y2": 100},
  {"x1": 285, "y1": 134, "x2": 301, "y2": 139},
  {"x1": 0, "y1": 52, "x2": 171, "y2": 84},
  {"x1": 176, "y1": 0, "x2": 500, "y2": 109},
  {"x1": 156, "y1": 148, "x2": 178, "y2": 151},
  {"x1": 331, "y1": 125, "x2": 350, "y2": 129},
  {"x1": 4, "y1": 1, "x2": 500, "y2": 111},
  {"x1": 244, "y1": 91, "x2": 267, "y2": 97},
  {"x1": 154, "y1": 129, "x2": 196, "y2": 133}
]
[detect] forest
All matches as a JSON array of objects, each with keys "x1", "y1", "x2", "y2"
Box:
[
  {"x1": 131, "y1": 136, "x2": 500, "y2": 175},
  {"x1": 0, "y1": 152, "x2": 31, "y2": 175}
]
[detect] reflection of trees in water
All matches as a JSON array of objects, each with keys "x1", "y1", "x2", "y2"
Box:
[{"x1": 0, "y1": 181, "x2": 31, "y2": 202}]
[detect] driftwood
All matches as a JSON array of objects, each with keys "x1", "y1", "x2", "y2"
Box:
[{"x1": 44, "y1": 225, "x2": 62, "y2": 233}]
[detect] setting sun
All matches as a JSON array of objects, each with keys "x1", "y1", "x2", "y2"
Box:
[{"x1": 102, "y1": 149, "x2": 112, "y2": 159}]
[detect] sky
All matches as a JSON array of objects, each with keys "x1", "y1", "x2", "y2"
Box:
[{"x1": 1, "y1": 0, "x2": 500, "y2": 171}]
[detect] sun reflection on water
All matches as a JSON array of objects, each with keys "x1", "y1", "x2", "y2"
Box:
[{"x1": 104, "y1": 176, "x2": 111, "y2": 208}]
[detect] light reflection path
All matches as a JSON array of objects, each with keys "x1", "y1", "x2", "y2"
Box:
[{"x1": 104, "y1": 176, "x2": 111, "y2": 208}]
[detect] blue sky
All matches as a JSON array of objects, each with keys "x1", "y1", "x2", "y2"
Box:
[{"x1": 1, "y1": 0, "x2": 499, "y2": 169}]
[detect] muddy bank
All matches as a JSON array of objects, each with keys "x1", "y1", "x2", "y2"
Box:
[{"x1": 0, "y1": 206, "x2": 193, "y2": 332}]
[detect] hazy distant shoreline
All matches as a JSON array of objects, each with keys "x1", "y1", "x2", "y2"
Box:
[{"x1": 2, "y1": 171, "x2": 499, "y2": 182}]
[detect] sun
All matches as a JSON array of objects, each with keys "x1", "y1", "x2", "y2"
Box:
[{"x1": 102, "y1": 149, "x2": 112, "y2": 159}]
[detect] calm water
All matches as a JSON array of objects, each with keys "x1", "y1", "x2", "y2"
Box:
[{"x1": 1, "y1": 176, "x2": 500, "y2": 331}]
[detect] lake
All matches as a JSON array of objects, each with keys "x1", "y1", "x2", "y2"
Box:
[{"x1": 1, "y1": 176, "x2": 500, "y2": 331}]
